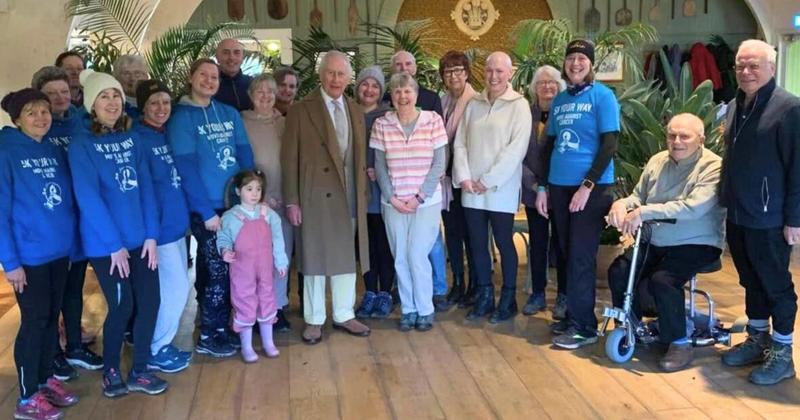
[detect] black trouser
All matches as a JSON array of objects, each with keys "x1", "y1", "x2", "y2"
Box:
[
  {"x1": 442, "y1": 188, "x2": 476, "y2": 279},
  {"x1": 15, "y1": 257, "x2": 68, "y2": 399},
  {"x1": 525, "y1": 206, "x2": 566, "y2": 295},
  {"x1": 608, "y1": 244, "x2": 721, "y2": 343},
  {"x1": 90, "y1": 248, "x2": 159, "y2": 372},
  {"x1": 190, "y1": 211, "x2": 232, "y2": 337},
  {"x1": 364, "y1": 213, "x2": 395, "y2": 292},
  {"x1": 549, "y1": 185, "x2": 613, "y2": 336},
  {"x1": 463, "y1": 208, "x2": 517, "y2": 290},
  {"x1": 61, "y1": 259, "x2": 88, "y2": 352},
  {"x1": 726, "y1": 221, "x2": 798, "y2": 336}
]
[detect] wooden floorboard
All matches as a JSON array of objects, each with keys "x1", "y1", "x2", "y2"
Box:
[{"x1": 0, "y1": 245, "x2": 798, "y2": 419}]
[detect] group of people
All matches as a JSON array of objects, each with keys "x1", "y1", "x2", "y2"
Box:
[{"x1": 0, "y1": 33, "x2": 797, "y2": 420}]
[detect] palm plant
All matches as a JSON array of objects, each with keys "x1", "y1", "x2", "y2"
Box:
[
  {"x1": 615, "y1": 50, "x2": 724, "y2": 196},
  {"x1": 66, "y1": 0, "x2": 258, "y2": 97},
  {"x1": 510, "y1": 18, "x2": 659, "y2": 91}
]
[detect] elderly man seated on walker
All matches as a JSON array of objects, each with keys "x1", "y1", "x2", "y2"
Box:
[{"x1": 606, "y1": 113, "x2": 726, "y2": 373}]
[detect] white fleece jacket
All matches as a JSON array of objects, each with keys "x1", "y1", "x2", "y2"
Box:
[{"x1": 452, "y1": 84, "x2": 532, "y2": 214}]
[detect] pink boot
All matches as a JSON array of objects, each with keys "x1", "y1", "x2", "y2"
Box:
[
  {"x1": 239, "y1": 327, "x2": 258, "y2": 363},
  {"x1": 259, "y1": 321, "x2": 280, "y2": 358}
]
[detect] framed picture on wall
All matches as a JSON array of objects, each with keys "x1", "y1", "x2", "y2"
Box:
[{"x1": 595, "y1": 46, "x2": 625, "y2": 82}]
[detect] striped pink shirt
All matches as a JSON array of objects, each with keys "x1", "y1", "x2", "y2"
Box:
[{"x1": 370, "y1": 110, "x2": 448, "y2": 201}]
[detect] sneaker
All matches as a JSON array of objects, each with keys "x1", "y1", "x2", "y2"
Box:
[
  {"x1": 164, "y1": 344, "x2": 193, "y2": 362},
  {"x1": 552, "y1": 326, "x2": 598, "y2": 349},
  {"x1": 415, "y1": 314, "x2": 434, "y2": 332},
  {"x1": 220, "y1": 330, "x2": 241, "y2": 349},
  {"x1": 273, "y1": 309, "x2": 292, "y2": 332},
  {"x1": 195, "y1": 335, "x2": 237, "y2": 358},
  {"x1": 52, "y1": 353, "x2": 78, "y2": 382},
  {"x1": 549, "y1": 319, "x2": 570, "y2": 335},
  {"x1": 722, "y1": 326, "x2": 770, "y2": 367},
  {"x1": 14, "y1": 393, "x2": 63, "y2": 420},
  {"x1": 749, "y1": 342, "x2": 796, "y2": 385},
  {"x1": 552, "y1": 293, "x2": 567, "y2": 320},
  {"x1": 39, "y1": 378, "x2": 78, "y2": 407},
  {"x1": 433, "y1": 295, "x2": 451, "y2": 313},
  {"x1": 65, "y1": 346, "x2": 103, "y2": 370},
  {"x1": 102, "y1": 368, "x2": 128, "y2": 398},
  {"x1": 399, "y1": 312, "x2": 418, "y2": 332},
  {"x1": 522, "y1": 292, "x2": 546, "y2": 316},
  {"x1": 127, "y1": 369, "x2": 169, "y2": 395},
  {"x1": 371, "y1": 291, "x2": 393, "y2": 319},
  {"x1": 356, "y1": 291, "x2": 377, "y2": 319},
  {"x1": 148, "y1": 346, "x2": 190, "y2": 373}
]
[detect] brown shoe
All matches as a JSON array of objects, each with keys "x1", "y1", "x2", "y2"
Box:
[
  {"x1": 659, "y1": 343, "x2": 693, "y2": 372},
  {"x1": 332, "y1": 318, "x2": 371, "y2": 337},
  {"x1": 302, "y1": 324, "x2": 323, "y2": 345}
]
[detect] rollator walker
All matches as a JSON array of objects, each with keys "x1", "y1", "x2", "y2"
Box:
[{"x1": 598, "y1": 220, "x2": 746, "y2": 363}]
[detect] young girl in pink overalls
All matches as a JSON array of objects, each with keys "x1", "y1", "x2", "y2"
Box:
[{"x1": 217, "y1": 170, "x2": 288, "y2": 362}]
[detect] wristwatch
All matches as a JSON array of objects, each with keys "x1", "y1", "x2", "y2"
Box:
[
  {"x1": 581, "y1": 178, "x2": 595, "y2": 189},
  {"x1": 414, "y1": 194, "x2": 425, "y2": 204}
]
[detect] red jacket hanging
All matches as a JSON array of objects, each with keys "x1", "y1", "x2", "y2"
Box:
[{"x1": 689, "y1": 42, "x2": 722, "y2": 89}]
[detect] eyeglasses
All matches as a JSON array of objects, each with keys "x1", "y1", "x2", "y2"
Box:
[
  {"x1": 536, "y1": 80, "x2": 559, "y2": 86},
  {"x1": 443, "y1": 67, "x2": 466, "y2": 77},
  {"x1": 734, "y1": 63, "x2": 762, "y2": 73}
]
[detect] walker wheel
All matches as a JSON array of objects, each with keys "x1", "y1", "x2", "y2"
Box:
[{"x1": 605, "y1": 328, "x2": 635, "y2": 363}]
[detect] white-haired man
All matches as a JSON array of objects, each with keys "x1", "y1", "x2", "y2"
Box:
[
  {"x1": 112, "y1": 54, "x2": 149, "y2": 118},
  {"x1": 281, "y1": 50, "x2": 371, "y2": 344},
  {"x1": 719, "y1": 39, "x2": 800, "y2": 385},
  {"x1": 607, "y1": 113, "x2": 725, "y2": 373}
]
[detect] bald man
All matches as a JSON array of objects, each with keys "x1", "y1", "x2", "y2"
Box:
[
  {"x1": 214, "y1": 38, "x2": 253, "y2": 111},
  {"x1": 606, "y1": 113, "x2": 725, "y2": 373}
]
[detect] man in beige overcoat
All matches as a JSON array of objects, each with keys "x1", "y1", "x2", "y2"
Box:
[{"x1": 282, "y1": 50, "x2": 371, "y2": 344}]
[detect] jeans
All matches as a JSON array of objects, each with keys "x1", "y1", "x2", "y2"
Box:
[{"x1": 429, "y1": 230, "x2": 448, "y2": 296}]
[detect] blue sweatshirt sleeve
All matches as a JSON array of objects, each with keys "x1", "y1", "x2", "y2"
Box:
[
  {"x1": 266, "y1": 208, "x2": 289, "y2": 270},
  {"x1": 233, "y1": 111, "x2": 254, "y2": 169},
  {"x1": 68, "y1": 139, "x2": 124, "y2": 253},
  {"x1": 135, "y1": 140, "x2": 159, "y2": 240},
  {"x1": 216, "y1": 209, "x2": 242, "y2": 254},
  {"x1": 0, "y1": 152, "x2": 21, "y2": 271}
]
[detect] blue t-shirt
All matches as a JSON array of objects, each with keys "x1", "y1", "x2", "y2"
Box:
[{"x1": 547, "y1": 83, "x2": 620, "y2": 186}]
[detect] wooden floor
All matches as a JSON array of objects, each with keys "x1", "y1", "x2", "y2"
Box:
[{"x1": 1, "y1": 242, "x2": 799, "y2": 419}]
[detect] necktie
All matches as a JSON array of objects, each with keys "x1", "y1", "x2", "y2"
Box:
[{"x1": 333, "y1": 100, "x2": 348, "y2": 161}]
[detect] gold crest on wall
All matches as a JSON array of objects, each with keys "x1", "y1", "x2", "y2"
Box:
[{"x1": 450, "y1": 0, "x2": 500, "y2": 41}]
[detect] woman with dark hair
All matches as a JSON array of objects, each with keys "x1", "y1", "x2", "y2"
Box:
[
  {"x1": 167, "y1": 58, "x2": 254, "y2": 358},
  {"x1": 1, "y1": 88, "x2": 79, "y2": 420},
  {"x1": 438, "y1": 50, "x2": 479, "y2": 308},
  {"x1": 537, "y1": 40, "x2": 620, "y2": 349},
  {"x1": 68, "y1": 70, "x2": 167, "y2": 397},
  {"x1": 133, "y1": 80, "x2": 193, "y2": 373}
]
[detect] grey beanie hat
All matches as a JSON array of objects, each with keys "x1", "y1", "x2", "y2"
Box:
[{"x1": 356, "y1": 66, "x2": 386, "y2": 93}]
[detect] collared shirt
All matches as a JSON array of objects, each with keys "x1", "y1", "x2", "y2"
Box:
[{"x1": 320, "y1": 89, "x2": 349, "y2": 142}]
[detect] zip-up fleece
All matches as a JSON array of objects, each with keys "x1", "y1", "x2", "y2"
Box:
[
  {"x1": 133, "y1": 122, "x2": 190, "y2": 245},
  {"x1": 720, "y1": 79, "x2": 800, "y2": 229},
  {"x1": 167, "y1": 96, "x2": 254, "y2": 219},
  {"x1": 0, "y1": 127, "x2": 77, "y2": 271},
  {"x1": 68, "y1": 124, "x2": 159, "y2": 257},
  {"x1": 215, "y1": 70, "x2": 253, "y2": 111}
]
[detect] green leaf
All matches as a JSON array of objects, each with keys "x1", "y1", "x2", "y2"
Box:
[{"x1": 66, "y1": 0, "x2": 155, "y2": 53}]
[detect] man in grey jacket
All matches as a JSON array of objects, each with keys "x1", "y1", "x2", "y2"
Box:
[{"x1": 606, "y1": 113, "x2": 725, "y2": 373}]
